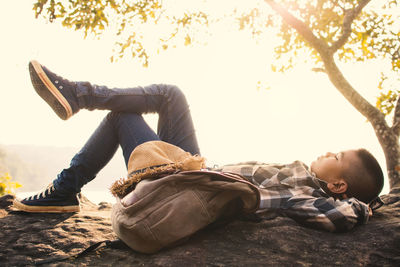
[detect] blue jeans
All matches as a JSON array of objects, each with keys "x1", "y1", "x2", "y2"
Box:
[{"x1": 53, "y1": 83, "x2": 200, "y2": 195}]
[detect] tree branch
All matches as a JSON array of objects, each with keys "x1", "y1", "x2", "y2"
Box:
[
  {"x1": 264, "y1": 0, "x2": 398, "y2": 190},
  {"x1": 264, "y1": 0, "x2": 330, "y2": 54},
  {"x1": 264, "y1": 0, "x2": 382, "y2": 123},
  {"x1": 321, "y1": 54, "x2": 383, "y2": 122},
  {"x1": 392, "y1": 96, "x2": 400, "y2": 137},
  {"x1": 330, "y1": 0, "x2": 372, "y2": 52}
]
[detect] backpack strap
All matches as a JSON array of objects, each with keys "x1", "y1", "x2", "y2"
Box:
[{"x1": 34, "y1": 239, "x2": 127, "y2": 266}]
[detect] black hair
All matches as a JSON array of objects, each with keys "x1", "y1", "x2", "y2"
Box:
[{"x1": 344, "y1": 149, "x2": 384, "y2": 203}]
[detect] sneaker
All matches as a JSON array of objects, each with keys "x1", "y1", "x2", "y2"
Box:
[
  {"x1": 12, "y1": 183, "x2": 80, "y2": 213},
  {"x1": 29, "y1": 60, "x2": 79, "y2": 120}
]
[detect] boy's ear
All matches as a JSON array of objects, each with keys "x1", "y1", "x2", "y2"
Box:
[{"x1": 327, "y1": 179, "x2": 348, "y2": 194}]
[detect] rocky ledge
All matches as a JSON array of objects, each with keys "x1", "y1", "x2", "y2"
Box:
[{"x1": 0, "y1": 192, "x2": 399, "y2": 267}]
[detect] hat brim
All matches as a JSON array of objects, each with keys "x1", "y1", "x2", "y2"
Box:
[{"x1": 110, "y1": 163, "x2": 179, "y2": 198}]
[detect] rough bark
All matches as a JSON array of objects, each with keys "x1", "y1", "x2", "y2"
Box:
[
  {"x1": 375, "y1": 121, "x2": 400, "y2": 190},
  {"x1": 265, "y1": 0, "x2": 400, "y2": 191}
]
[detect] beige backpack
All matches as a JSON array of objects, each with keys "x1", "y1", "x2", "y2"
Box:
[{"x1": 111, "y1": 170, "x2": 260, "y2": 253}]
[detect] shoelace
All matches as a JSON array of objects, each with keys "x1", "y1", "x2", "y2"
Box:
[
  {"x1": 26, "y1": 184, "x2": 56, "y2": 201},
  {"x1": 45, "y1": 65, "x2": 76, "y2": 87}
]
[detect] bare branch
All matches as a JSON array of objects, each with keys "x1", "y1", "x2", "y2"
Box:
[
  {"x1": 330, "y1": 0, "x2": 372, "y2": 52},
  {"x1": 322, "y1": 55, "x2": 383, "y2": 122},
  {"x1": 265, "y1": 0, "x2": 381, "y2": 121},
  {"x1": 392, "y1": 96, "x2": 400, "y2": 137},
  {"x1": 264, "y1": 0, "x2": 329, "y2": 54}
]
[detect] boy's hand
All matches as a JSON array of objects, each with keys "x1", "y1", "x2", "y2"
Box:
[{"x1": 368, "y1": 206, "x2": 373, "y2": 217}]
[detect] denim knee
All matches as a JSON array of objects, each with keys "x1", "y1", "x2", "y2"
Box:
[
  {"x1": 163, "y1": 85, "x2": 189, "y2": 108},
  {"x1": 106, "y1": 111, "x2": 117, "y2": 120}
]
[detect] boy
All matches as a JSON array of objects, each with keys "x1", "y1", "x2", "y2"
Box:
[{"x1": 13, "y1": 60, "x2": 384, "y2": 232}]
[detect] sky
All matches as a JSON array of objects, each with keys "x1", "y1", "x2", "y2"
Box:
[{"x1": 0, "y1": 1, "x2": 391, "y2": 194}]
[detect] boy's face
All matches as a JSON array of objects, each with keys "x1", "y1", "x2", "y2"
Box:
[{"x1": 310, "y1": 150, "x2": 361, "y2": 184}]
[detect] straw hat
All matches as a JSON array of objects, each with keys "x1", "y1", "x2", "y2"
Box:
[{"x1": 111, "y1": 141, "x2": 206, "y2": 198}]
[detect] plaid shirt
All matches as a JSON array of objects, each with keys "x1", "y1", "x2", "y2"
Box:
[{"x1": 215, "y1": 160, "x2": 370, "y2": 232}]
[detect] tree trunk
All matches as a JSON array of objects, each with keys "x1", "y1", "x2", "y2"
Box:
[
  {"x1": 373, "y1": 120, "x2": 400, "y2": 191},
  {"x1": 321, "y1": 53, "x2": 400, "y2": 192},
  {"x1": 265, "y1": 0, "x2": 400, "y2": 192}
]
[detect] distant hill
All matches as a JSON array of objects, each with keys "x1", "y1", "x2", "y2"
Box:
[{"x1": 0, "y1": 144, "x2": 126, "y2": 193}]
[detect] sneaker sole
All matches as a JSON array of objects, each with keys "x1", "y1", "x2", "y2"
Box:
[
  {"x1": 12, "y1": 199, "x2": 80, "y2": 213},
  {"x1": 29, "y1": 60, "x2": 73, "y2": 120}
]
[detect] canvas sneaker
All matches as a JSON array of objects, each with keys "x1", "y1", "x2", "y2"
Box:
[
  {"x1": 13, "y1": 183, "x2": 80, "y2": 213},
  {"x1": 29, "y1": 60, "x2": 79, "y2": 120}
]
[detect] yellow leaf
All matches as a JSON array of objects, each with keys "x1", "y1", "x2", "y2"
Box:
[{"x1": 184, "y1": 35, "x2": 191, "y2": 46}]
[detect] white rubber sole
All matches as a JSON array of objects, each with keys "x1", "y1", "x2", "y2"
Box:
[
  {"x1": 12, "y1": 199, "x2": 80, "y2": 213},
  {"x1": 30, "y1": 60, "x2": 73, "y2": 120}
]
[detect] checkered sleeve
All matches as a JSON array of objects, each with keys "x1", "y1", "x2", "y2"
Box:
[{"x1": 281, "y1": 194, "x2": 370, "y2": 232}]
